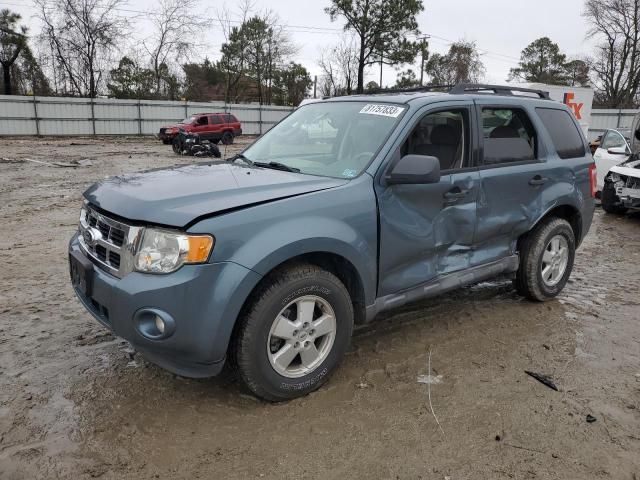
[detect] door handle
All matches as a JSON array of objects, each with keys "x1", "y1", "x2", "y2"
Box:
[
  {"x1": 443, "y1": 188, "x2": 469, "y2": 200},
  {"x1": 529, "y1": 175, "x2": 549, "y2": 186}
]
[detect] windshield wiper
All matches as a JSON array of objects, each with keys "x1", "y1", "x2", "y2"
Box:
[
  {"x1": 253, "y1": 161, "x2": 300, "y2": 173},
  {"x1": 227, "y1": 153, "x2": 253, "y2": 165}
]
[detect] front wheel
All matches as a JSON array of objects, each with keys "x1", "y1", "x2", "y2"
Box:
[
  {"x1": 172, "y1": 138, "x2": 182, "y2": 155},
  {"x1": 231, "y1": 264, "x2": 354, "y2": 401},
  {"x1": 601, "y1": 180, "x2": 628, "y2": 214},
  {"x1": 514, "y1": 217, "x2": 575, "y2": 301}
]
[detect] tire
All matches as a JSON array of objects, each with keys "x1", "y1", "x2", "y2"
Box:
[
  {"x1": 231, "y1": 264, "x2": 354, "y2": 402},
  {"x1": 514, "y1": 217, "x2": 575, "y2": 302},
  {"x1": 172, "y1": 138, "x2": 182, "y2": 155},
  {"x1": 221, "y1": 131, "x2": 234, "y2": 145},
  {"x1": 601, "y1": 180, "x2": 628, "y2": 214}
]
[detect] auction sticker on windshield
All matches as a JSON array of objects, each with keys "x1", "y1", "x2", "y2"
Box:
[{"x1": 359, "y1": 104, "x2": 405, "y2": 118}]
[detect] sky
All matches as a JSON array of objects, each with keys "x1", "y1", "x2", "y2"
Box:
[{"x1": 3, "y1": 0, "x2": 598, "y2": 88}]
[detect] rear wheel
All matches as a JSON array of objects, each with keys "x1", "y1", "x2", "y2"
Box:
[
  {"x1": 514, "y1": 217, "x2": 575, "y2": 301},
  {"x1": 601, "y1": 180, "x2": 628, "y2": 214},
  {"x1": 231, "y1": 264, "x2": 353, "y2": 401},
  {"x1": 221, "y1": 131, "x2": 234, "y2": 145}
]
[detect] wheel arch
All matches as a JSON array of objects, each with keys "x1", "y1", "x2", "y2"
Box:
[{"x1": 521, "y1": 203, "x2": 582, "y2": 249}]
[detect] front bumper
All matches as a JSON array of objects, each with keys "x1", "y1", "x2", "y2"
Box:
[{"x1": 69, "y1": 233, "x2": 261, "y2": 377}]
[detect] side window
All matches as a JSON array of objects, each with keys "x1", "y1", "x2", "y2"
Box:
[
  {"x1": 196, "y1": 116, "x2": 208, "y2": 125},
  {"x1": 209, "y1": 115, "x2": 222, "y2": 124},
  {"x1": 601, "y1": 131, "x2": 626, "y2": 150},
  {"x1": 401, "y1": 109, "x2": 468, "y2": 171},
  {"x1": 224, "y1": 114, "x2": 235, "y2": 123},
  {"x1": 535, "y1": 107, "x2": 586, "y2": 159},
  {"x1": 481, "y1": 108, "x2": 536, "y2": 165}
]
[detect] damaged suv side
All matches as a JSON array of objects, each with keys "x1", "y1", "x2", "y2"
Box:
[{"x1": 69, "y1": 84, "x2": 595, "y2": 401}]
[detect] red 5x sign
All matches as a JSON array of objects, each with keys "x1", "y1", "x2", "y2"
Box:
[{"x1": 563, "y1": 92, "x2": 583, "y2": 120}]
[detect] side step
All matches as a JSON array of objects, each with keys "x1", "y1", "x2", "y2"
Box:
[{"x1": 365, "y1": 255, "x2": 519, "y2": 322}]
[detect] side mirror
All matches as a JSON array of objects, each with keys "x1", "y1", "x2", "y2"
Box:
[
  {"x1": 608, "y1": 146, "x2": 629, "y2": 155},
  {"x1": 386, "y1": 154, "x2": 441, "y2": 185}
]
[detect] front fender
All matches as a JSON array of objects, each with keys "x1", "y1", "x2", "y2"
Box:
[{"x1": 191, "y1": 178, "x2": 379, "y2": 306}]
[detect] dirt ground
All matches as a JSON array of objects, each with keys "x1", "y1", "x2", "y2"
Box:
[{"x1": 0, "y1": 136, "x2": 639, "y2": 480}]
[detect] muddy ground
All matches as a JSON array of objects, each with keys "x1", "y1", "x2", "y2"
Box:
[{"x1": 0, "y1": 136, "x2": 638, "y2": 480}]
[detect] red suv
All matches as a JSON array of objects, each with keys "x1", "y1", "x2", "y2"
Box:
[{"x1": 159, "y1": 113, "x2": 242, "y2": 145}]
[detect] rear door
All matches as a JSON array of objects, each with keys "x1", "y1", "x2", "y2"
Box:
[
  {"x1": 472, "y1": 101, "x2": 554, "y2": 265},
  {"x1": 375, "y1": 101, "x2": 481, "y2": 296},
  {"x1": 208, "y1": 115, "x2": 223, "y2": 140}
]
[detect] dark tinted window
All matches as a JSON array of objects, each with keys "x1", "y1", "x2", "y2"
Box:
[
  {"x1": 209, "y1": 115, "x2": 222, "y2": 124},
  {"x1": 536, "y1": 108, "x2": 585, "y2": 159},
  {"x1": 196, "y1": 116, "x2": 208, "y2": 125},
  {"x1": 224, "y1": 114, "x2": 236, "y2": 123},
  {"x1": 481, "y1": 108, "x2": 536, "y2": 165},
  {"x1": 401, "y1": 109, "x2": 468, "y2": 170}
]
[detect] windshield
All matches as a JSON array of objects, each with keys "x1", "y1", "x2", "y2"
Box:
[
  {"x1": 242, "y1": 101, "x2": 406, "y2": 178},
  {"x1": 180, "y1": 116, "x2": 196, "y2": 124}
]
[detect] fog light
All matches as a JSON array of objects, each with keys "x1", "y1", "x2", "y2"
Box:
[{"x1": 155, "y1": 315, "x2": 165, "y2": 334}]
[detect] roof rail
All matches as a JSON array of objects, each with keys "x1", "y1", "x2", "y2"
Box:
[
  {"x1": 367, "y1": 84, "x2": 453, "y2": 95},
  {"x1": 449, "y1": 83, "x2": 551, "y2": 99}
]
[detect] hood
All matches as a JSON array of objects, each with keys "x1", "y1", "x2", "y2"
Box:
[
  {"x1": 610, "y1": 158, "x2": 640, "y2": 179},
  {"x1": 84, "y1": 162, "x2": 348, "y2": 228}
]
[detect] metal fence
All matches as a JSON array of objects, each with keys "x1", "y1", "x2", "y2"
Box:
[
  {"x1": 588, "y1": 109, "x2": 638, "y2": 140},
  {"x1": 0, "y1": 94, "x2": 637, "y2": 140},
  {"x1": 0, "y1": 95, "x2": 294, "y2": 136}
]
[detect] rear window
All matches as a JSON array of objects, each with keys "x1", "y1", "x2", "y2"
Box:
[{"x1": 536, "y1": 108, "x2": 585, "y2": 159}]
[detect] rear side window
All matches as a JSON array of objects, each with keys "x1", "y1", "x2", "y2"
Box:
[
  {"x1": 481, "y1": 108, "x2": 537, "y2": 165},
  {"x1": 209, "y1": 115, "x2": 222, "y2": 124},
  {"x1": 536, "y1": 108, "x2": 585, "y2": 159},
  {"x1": 224, "y1": 114, "x2": 236, "y2": 123}
]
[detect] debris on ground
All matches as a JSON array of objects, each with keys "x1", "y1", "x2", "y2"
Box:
[
  {"x1": 586, "y1": 414, "x2": 597, "y2": 423},
  {"x1": 524, "y1": 371, "x2": 559, "y2": 391}
]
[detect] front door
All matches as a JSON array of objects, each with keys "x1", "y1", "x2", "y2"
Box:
[
  {"x1": 375, "y1": 103, "x2": 480, "y2": 297},
  {"x1": 593, "y1": 130, "x2": 630, "y2": 191}
]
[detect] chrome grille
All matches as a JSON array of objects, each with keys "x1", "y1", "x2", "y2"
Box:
[{"x1": 78, "y1": 204, "x2": 143, "y2": 278}]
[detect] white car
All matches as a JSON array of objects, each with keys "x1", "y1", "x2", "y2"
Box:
[{"x1": 593, "y1": 128, "x2": 631, "y2": 192}]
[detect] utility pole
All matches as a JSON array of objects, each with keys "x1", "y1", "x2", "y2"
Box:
[
  {"x1": 419, "y1": 36, "x2": 430, "y2": 86},
  {"x1": 313, "y1": 75, "x2": 317, "y2": 98},
  {"x1": 379, "y1": 51, "x2": 383, "y2": 88}
]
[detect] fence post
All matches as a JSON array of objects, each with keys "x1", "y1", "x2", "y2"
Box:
[
  {"x1": 137, "y1": 99, "x2": 142, "y2": 135},
  {"x1": 184, "y1": 100, "x2": 188, "y2": 119},
  {"x1": 90, "y1": 98, "x2": 96, "y2": 135},
  {"x1": 32, "y1": 95, "x2": 40, "y2": 136},
  {"x1": 258, "y1": 105, "x2": 263, "y2": 135},
  {"x1": 616, "y1": 109, "x2": 622, "y2": 128}
]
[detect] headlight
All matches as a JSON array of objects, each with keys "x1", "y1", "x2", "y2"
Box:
[{"x1": 135, "y1": 228, "x2": 214, "y2": 274}]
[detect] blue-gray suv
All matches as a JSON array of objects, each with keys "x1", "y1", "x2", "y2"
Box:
[{"x1": 69, "y1": 84, "x2": 596, "y2": 401}]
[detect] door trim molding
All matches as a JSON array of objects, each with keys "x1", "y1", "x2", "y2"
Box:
[{"x1": 365, "y1": 255, "x2": 519, "y2": 322}]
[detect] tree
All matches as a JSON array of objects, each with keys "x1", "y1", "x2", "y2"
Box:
[
  {"x1": 318, "y1": 35, "x2": 359, "y2": 96},
  {"x1": 219, "y1": 13, "x2": 295, "y2": 104},
  {"x1": 182, "y1": 58, "x2": 225, "y2": 101},
  {"x1": 584, "y1": 0, "x2": 640, "y2": 107},
  {"x1": 272, "y1": 62, "x2": 312, "y2": 105},
  {"x1": 424, "y1": 41, "x2": 485, "y2": 85},
  {"x1": 509, "y1": 37, "x2": 568, "y2": 85},
  {"x1": 106, "y1": 56, "x2": 155, "y2": 98},
  {"x1": 35, "y1": 0, "x2": 127, "y2": 97},
  {"x1": 325, "y1": 0, "x2": 424, "y2": 93},
  {"x1": 144, "y1": 0, "x2": 206, "y2": 98},
  {"x1": 0, "y1": 9, "x2": 27, "y2": 95},
  {"x1": 394, "y1": 68, "x2": 419, "y2": 88},
  {"x1": 564, "y1": 59, "x2": 590, "y2": 87}
]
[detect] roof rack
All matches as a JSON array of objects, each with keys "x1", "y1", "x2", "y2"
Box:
[{"x1": 449, "y1": 83, "x2": 551, "y2": 99}]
